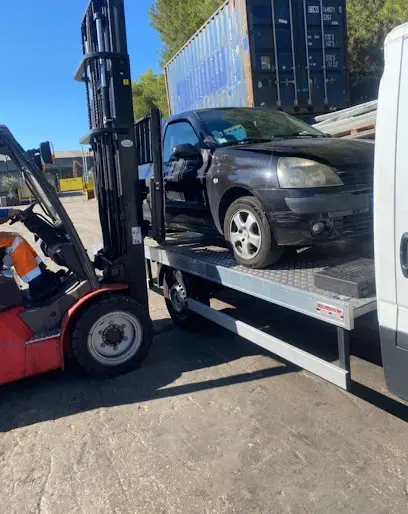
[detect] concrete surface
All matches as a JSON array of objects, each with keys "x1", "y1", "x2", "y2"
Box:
[{"x1": 1, "y1": 196, "x2": 408, "y2": 514}]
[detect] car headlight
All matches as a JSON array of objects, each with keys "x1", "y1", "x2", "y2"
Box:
[{"x1": 277, "y1": 157, "x2": 343, "y2": 188}]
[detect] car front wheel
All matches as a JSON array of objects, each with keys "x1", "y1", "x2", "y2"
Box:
[{"x1": 224, "y1": 196, "x2": 282, "y2": 269}]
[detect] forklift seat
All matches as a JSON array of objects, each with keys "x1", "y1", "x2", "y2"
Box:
[
  {"x1": 0, "y1": 272, "x2": 23, "y2": 311},
  {"x1": 1, "y1": 242, "x2": 78, "y2": 311},
  {"x1": 22, "y1": 271, "x2": 78, "y2": 309}
]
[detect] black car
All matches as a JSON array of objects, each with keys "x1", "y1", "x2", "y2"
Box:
[{"x1": 139, "y1": 107, "x2": 374, "y2": 269}]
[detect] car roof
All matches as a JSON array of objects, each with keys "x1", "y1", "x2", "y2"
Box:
[{"x1": 164, "y1": 106, "x2": 281, "y2": 125}]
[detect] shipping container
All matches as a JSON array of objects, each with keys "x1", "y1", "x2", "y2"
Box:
[{"x1": 165, "y1": 0, "x2": 349, "y2": 116}]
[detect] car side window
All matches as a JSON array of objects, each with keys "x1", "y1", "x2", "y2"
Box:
[{"x1": 163, "y1": 121, "x2": 200, "y2": 162}]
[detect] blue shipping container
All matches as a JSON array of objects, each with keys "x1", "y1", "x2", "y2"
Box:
[{"x1": 165, "y1": 0, "x2": 349, "y2": 116}]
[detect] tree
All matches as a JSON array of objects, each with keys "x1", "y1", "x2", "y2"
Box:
[
  {"x1": 347, "y1": 0, "x2": 408, "y2": 101},
  {"x1": 149, "y1": 0, "x2": 223, "y2": 63},
  {"x1": 0, "y1": 173, "x2": 20, "y2": 201},
  {"x1": 132, "y1": 69, "x2": 169, "y2": 119}
]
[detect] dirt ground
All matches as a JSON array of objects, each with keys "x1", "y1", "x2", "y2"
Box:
[{"x1": 1, "y1": 195, "x2": 408, "y2": 514}]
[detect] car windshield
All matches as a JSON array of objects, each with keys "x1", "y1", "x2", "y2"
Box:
[{"x1": 198, "y1": 108, "x2": 324, "y2": 146}]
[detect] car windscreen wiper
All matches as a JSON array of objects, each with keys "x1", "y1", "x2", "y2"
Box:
[
  {"x1": 218, "y1": 137, "x2": 273, "y2": 148},
  {"x1": 237, "y1": 137, "x2": 273, "y2": 145},
  {"x1": 273, "y1": 132, "x2": 322, "y2": 139}
]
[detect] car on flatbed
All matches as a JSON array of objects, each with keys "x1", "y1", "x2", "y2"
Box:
[{"x1": 139, "y1": 107, "x2": 374, "y2": 268}]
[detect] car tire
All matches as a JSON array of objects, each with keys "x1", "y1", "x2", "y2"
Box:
[
  {"x1": 71, "y1": 294, "x2": 152, "y2": 378},
  {"x1": 224, "y1": 196, "x2": 283, "y2": 269}
]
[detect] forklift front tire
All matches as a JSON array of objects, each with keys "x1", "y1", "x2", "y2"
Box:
[{"x1": 71, "y1": 294, "x2": 152, "y2": 378}]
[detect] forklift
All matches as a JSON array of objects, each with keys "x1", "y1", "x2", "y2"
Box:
[{"x1": 0, "y1": 0, "x2": 153, "y2": 385}]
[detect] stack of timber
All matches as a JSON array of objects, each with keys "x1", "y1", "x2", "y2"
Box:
[{"x1": 313, "y1": 101, "x2": 377, "y2": 140}]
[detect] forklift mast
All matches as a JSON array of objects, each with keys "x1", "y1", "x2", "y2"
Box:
[{"x1": 75, "y1": 0, "x2": 149, "y2": 305}]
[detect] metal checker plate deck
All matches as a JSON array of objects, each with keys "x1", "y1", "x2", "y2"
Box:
[{"x1": 145, "y1": 236, "x2": 377, "y2": 330}]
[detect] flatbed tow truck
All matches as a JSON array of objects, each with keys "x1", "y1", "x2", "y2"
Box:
[
  {"x1": 132, "y1": 75, "x2": 378, "y2": 394},
  {"x1": 77, "y1": 1, "x2": 406, "y2": 401},
  {"x1": 131, "y1": 107, "x2": 375, "y2": 394},
  {"x1": 144, "y1": 237, "x2": 375, "y2": 392},
  {"x1": 136, "y1": 21, "x2": 408, "y2": 401}
]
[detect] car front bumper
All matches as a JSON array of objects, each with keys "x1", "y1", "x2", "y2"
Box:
[{"x1": 266, "y1": 191, "x2": 373, "y2": 247}]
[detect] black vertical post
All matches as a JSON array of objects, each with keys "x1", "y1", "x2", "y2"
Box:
[
  {"x1": 337, "y1": 327, "x2": 351, "y2": 390},
  {"x1": 76, "y1": 0, "x2": 150, "y2": 310},
  {"x1": 150, "y1": 108, "x2": 166, "y2": 243},
  {"x1": 146, "y1": 259, "x2": 154, "y2": 290}
]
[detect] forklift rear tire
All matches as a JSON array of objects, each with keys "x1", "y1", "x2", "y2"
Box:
[
  {"x1": 71, "y1": 294, "x2": 152, "y2": 378},
  {"x1": 164, "y1": 269, "x2": 210, "y2": 331}
]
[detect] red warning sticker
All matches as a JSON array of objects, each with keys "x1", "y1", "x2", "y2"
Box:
[{"x1": 317, "y1": 302, "x2": 344, "y2": 321}]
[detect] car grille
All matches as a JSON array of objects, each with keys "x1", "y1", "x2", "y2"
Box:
[
  {"x1": 340, "y1": 212, "x2": 373, "y2": 235},
  {"x1": 335, "y1": 168, "x2": 373, "y2": 189}
]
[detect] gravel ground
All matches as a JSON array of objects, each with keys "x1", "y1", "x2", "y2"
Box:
[{"x1": 1, "y1": 195, "x2": 408, "y2": 514}]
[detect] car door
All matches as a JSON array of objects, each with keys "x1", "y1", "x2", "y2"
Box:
[{"x1": 162, "y1": 120, "x2": 207, "y2": 229}]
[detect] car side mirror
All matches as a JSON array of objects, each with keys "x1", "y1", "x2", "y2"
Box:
[{"x1": 171, "y1": 143, "x2": 201, "y2": 160}]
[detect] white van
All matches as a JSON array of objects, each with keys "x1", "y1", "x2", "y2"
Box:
[{"x1": 375, "y1": 22, "x2": 408, "y2": 400}]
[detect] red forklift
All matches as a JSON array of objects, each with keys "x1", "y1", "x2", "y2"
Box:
[{"x1": 0, "y1": 0, "x2": 154, "y2": 385}]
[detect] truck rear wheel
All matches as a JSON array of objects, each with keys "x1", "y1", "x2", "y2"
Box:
[
  {"x1": 164, "y1": 269, "x2": 210, "y2": 331},
  {"x1": 71, "y1": 294, "x2": 152, "y2": 378},
  {"x1": 224, "y1": 196, "x2": 282, "y2": 268}
]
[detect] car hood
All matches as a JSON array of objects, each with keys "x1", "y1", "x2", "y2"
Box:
[{"x1": 228, "y1": 137, "x2": 375, "y2": 169}]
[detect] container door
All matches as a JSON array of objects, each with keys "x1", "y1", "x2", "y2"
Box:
[
  {"x1": 301, "y1": 0, "x2": 348, "y2": 111},
  {"x1": 247, "y1": 0, "x2": 298, "y2": 110},
  {"x1": 271, "y1": 0, "x2": 298, "y2": 109},
  {"x1": 247, "y1": 0, "x2": 348, "y2": 113}
]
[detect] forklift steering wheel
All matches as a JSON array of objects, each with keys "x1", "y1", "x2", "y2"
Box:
[{"x1": 9, "y1": 200, "x2": 37, "y2": 225}]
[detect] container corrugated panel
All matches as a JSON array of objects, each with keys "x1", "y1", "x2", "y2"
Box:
[
  {"x1": 165, "y1": 0, "x2": 349, "y2": 116},
  {"x1": 165, "y1": 0, "x2": 251, "y2": 115}
]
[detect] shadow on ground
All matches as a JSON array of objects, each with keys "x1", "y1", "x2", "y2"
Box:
[
  {"x1": 58, "y1": 191, "x2": 86, "y2": 200},
  {"x1": 0, "y1": 316, "x2": 296, "y2": 432},
  {"x1": 1, "y1": 298, "x2": 408, "y2": 433},
  {"x1": 217, "y1": 292, "x2": 408, "y2": 423}
]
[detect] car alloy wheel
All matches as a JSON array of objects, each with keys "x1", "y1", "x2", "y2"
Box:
[{"x1": 229, "y1": 209, "x2": 262, "y2": 260}]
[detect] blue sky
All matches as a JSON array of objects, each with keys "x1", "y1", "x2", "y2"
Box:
[{"x1": 0, "y1": 0, "x2": 161, "y2": 150}]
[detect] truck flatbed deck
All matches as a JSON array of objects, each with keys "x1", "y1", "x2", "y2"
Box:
[{"x1": 145, "y1": 235, "x2": 377, "y2": 391}]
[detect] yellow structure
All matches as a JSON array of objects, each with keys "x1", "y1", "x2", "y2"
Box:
[
  {"x1": 59, "y1": 177, "x2": 84, "y2": 192},
  {"x1": 83, "y1": 180, "x2": 95, "y2": 200},
  {"x1": 83, "y1": 181, "x2": 94, "y2": 192}
]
